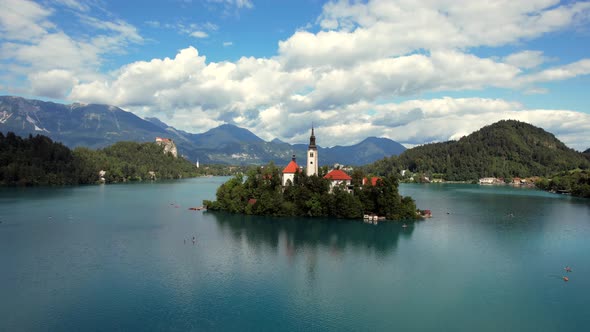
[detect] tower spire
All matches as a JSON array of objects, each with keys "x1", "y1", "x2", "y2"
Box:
[
  {"x1": 309, "y1": 125, "x2": 317, "y2": 149},
  {"x1": 306, "y1": 125, "x2": 318, "y2": 176}
]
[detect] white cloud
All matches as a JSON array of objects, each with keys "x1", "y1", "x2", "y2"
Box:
[
  {"x1": 1, "y1": 32, "x2": 101, "y2": 72},
  {"x1": 279, "y1": 0, "x2": 590, "y2": 69},
  {"x1": 78, "y1": 15, "x2": 143, "y2": 46},
  {"x1": 207, "y1": 0, "x2": 253, "y2": 9},
  {"x1": 53, "y1": 0, "x2": 90, "y2": 12},
  {"x1": 0, "y1": 0, "x2": 54, "y2": 41},
  {"x1": 0, "y1": 0, "x2": 143, "y2": 96},
  {"x1": 29, "y1": 69, "x2": 78, "y2": 98},
  {"x1": 520, "y1": 59, "x2": 590, "y2": 83},
  {"x1": 524, "y1": 87, "x2": 549, "y2": 95},
  {"x1": 190, "y1": 30, "x2": 209, "y2": 38},
  {"x1": 503, "y1": 50, "x2": 551, "y2": 69},
  {"x1": 65, "y1": 42, "x2": 590, "y2": 149},
  {"x1": 149, "y1": 21, "x2": 218, "y2": 39},
  {"x1": 2, "y1": 0, "x2": 590, "y2": 151}
]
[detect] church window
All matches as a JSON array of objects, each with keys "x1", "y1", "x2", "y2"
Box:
[{"x1": 310, "y1": 152, "x2": 314, "y2": 157}]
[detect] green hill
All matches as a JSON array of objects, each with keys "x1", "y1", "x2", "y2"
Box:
[
  {"x1": 0, "y1": 132, "x2": 198, "y2": 185},
  {"x1": 366, "y1": 120, "x2": 589, "y2": 181}
]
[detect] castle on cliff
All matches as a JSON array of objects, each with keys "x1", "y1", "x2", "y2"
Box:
[{"x1": 155, "y1": 137, "x2": 178, "y2": 158}]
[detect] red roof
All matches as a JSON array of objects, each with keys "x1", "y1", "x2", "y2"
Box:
[
  {"x1": 324, "y1": 169, "x2": 352, "y2": 181},
  {"x1": 282, "y1": 160, "x2": 300, "y2": 174},
  {"x1": 363, "y1": 177, "x2": 381, "y2": 186}
]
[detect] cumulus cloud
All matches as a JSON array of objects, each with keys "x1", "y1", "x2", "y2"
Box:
[
  {"x1": 2, "y1": 0, "x2": 590, "y2": 151},
  {"x1": 0, "y1": 0, "x2": 143, "y2": 95},
  {"x1": 66, "y1": 41, "x2": 590, "y2": 149},
  {"x1": 520, "y1": 59, "x2": 590, "y2": 83},
  {"x1": 503, "y1": 50, "x2": 552, "y2": 69},
  {"x1": 29, "y1": 69, "x2": 78, "y2": 98},
  {"x1": 280, "y1": 0, "x2": 590, "y2": 69}
]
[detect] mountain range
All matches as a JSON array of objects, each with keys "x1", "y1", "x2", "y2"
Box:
[{"x1": 0, "y1": 96, "x2": 406, "y2": 166}]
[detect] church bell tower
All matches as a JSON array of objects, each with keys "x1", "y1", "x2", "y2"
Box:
[{"x1": 306, "y1": 126, "x2": 318, "y2": 176}]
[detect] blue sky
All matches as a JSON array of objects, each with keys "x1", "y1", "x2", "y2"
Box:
[{"x1": 1, "y1": 0, "x2": 590, "y2": 149}]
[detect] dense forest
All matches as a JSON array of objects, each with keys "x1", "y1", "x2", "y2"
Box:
[
  {"x1": 536, "y1": 170, "x2": 590, "y2": 198},
  {"x1": 0, "y1": 132, "x2": 199, "y2": 185},
  {"x1": 365, "y1": 120, "x2": 589, "y2": 181},
  {"x1": 204, "y1": 163, "x2": 419, "y2": 220}
]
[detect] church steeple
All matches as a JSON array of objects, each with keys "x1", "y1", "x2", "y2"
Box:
[
  {"x1": 309, "y1": 125, "x2": 317, "y2": 149},
  {"x1": 306, "y1": 125, "x2": 318, "y2": 176}
]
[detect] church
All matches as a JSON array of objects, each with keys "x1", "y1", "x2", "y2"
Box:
[{"x1": 282, "y1": 127, "x2": 352, "y2": 191}]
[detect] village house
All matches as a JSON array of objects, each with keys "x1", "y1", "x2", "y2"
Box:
[
  {"x1": 479, "y1": 177, "x2": 497, "y2": 185},
  {"x1": 282, "y1": 154, "x2": 301, "y2": 186},
  {"x1": 479, "y1": 177, "x2": 504, "y2": 185},
  {"x1": 324, "y1": 169, "x2": 353, "y2": 193}
]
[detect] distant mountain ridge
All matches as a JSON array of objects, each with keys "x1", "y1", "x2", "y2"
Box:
[
  {"x1": 0, "y1": 96, "x2": 167, "y2": 148},
  {"x1": 0, "y1": 96, "x2": 406, "y2": 165},
  {"x1": 366, "y1": 120, "x2": 589, "y2": 180}
]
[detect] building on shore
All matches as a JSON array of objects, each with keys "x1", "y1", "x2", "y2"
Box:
[
  {"x1": 324, "y1": 169, "x2": 353, "y2": 193},
  {"x1": 282, "y1": 155, "x2": 301, "y2": 186},
  {"x1": 155, "y1": 137, "x2": 178, "y2": 158},
  {"x1": 479, "y1": 177, "x2": 503, "y2": 185}
]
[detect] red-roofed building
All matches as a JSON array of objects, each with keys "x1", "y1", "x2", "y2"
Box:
[
  {"x1": 324, "y1": 169, "x2": 352, "y2": 192},
  {"x1": 362, "y1": 177, "x2": 381, "y2": 186},
  {"x1": 282, "y1": 155, "x2": 301, "y2": 186}
]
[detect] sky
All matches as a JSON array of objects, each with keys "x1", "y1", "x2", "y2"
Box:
[{"x1": 1, "y1": 0, "x2": 590, "y2": 150}]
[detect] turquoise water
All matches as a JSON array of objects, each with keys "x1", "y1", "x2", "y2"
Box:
[{"x1": 1, "y1": 178, "x2": 589, "y2": 331}]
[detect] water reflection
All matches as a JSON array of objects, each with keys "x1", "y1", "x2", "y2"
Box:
[{"x1": 209, "y1": 211, "x2": 417, "y2": 258}]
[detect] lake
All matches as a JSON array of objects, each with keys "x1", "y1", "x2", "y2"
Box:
[{"x1": 1, "y1": 177, "x2": 589, "y2": 331}]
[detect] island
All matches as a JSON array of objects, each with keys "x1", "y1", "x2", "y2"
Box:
[{"x1": 204, "y1": 127, "x2": 420, "y2": 221}]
